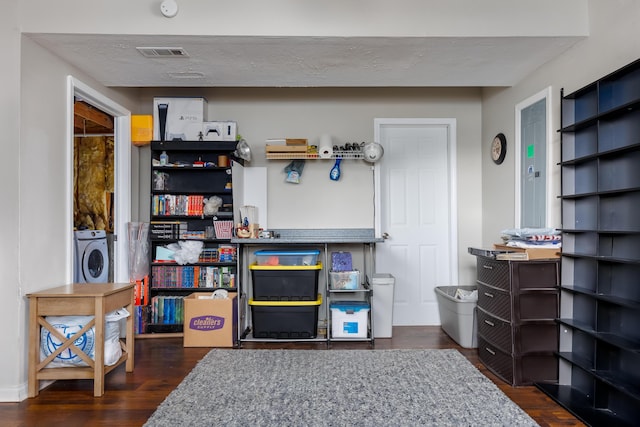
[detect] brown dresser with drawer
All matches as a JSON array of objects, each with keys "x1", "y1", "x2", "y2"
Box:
[{"x1": 474, "y1": 255, "x2": 559, "y2": 386}]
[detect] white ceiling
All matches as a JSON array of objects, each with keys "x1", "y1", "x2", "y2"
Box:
[{"x1": 28, "y1": 33, "x2": 584, "y2": 88}]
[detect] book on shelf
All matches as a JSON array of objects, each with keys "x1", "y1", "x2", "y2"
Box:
[
  {"x1": 152, "y1": 195, "x2": 204, "y2": 216},
  {"x1": 218, "y1": 244, "x2": 237, "y2": 262},
  {"x1": 150, "y1": 221, "x2": 188, "y2": 239},
  {"x1": 151, "y1": 264, "x2": 236, "y2": 289},
  {"x1": 133, "y1": 276, "x2": 150, "y2": 306},
  {"x1": 134, "y1": 305, "x2": 150, "y2": 334},
  {"x1": 151, "y1": 295, "x2": 185, "y2": 325}
]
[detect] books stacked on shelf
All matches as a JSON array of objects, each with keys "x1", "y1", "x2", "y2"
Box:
[
  {"x1": 199, "y1": 248, "x2": 218, "y2": 262},
  {"x1": 133, "y1": 277, "x2": 150, "y2": 335},
  {"x1": 150, "y1": 221, "x2": 188, "y2": 239},
  {"x1": 152, "y1": 194, "x2": 204, "y2": 216},
  {"x1": 134, "y1": 305, "x2": 150, "y2": 335},
  {"x1": 218, "y1": 245, "x2": 237, "y2": 262},
  {"x1": 151, "y1": 265, "x2": 236, "y2": 289},
  {"x1": 151, "y1": 295, "x2": 185, "y2": 325},
  {"x1": 181, "y1": 230, "x2": 206, "y2": 239},
  {"x1": 134, "y1": 276, "x2": 150, "y2": 305},
  {"x1": 151, "y1": 221, "x2": 210, "y2": 240}
]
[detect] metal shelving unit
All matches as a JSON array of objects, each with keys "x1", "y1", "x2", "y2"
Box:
[{"x1": 233, "y1": 232, "x2": 381, "y2": 346}]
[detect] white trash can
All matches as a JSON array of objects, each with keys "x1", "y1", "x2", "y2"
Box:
[
  {"x1": 434, "y1": 285, "x2": 478, "y2": 348},
  {"x1": 369, "y1": 273, "x2": 395, "y2": 338}
]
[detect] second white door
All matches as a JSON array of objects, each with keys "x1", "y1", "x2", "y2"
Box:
[{"x1": 374, "y1": 119, "x2": 457, "y2": 325}]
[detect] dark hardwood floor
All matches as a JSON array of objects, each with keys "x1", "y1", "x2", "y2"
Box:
[{"x1": 1, "y1": 326, "x2": 584, "y2": 427}]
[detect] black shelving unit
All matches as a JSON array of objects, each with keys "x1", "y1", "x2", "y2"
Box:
[
  {"x1": 536, "y1": 59, "x2": 640, "y2": 427},
  {"x1": 144, "y1": 140, "x2": 239, "y2": 334}
]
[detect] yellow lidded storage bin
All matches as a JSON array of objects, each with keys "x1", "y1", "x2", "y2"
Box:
[
  {"x1": 249, "y1": 294, "x2": 322, "y2": 339},
  {"x1": 249, "y1": 262, "x2": 322, "y2": 301}
]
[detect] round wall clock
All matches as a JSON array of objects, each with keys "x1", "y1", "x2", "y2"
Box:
[{"x1": 491, "y1": 133, "x2": 507, "y2": 165}]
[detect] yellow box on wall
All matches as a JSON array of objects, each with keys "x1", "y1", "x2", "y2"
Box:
[{"x1": 131, "y1": 115, "x2": 153, "y2": 146}]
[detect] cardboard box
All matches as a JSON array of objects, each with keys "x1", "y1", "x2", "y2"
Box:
[
  {"x1": 493, "y1": 244, "x2": 560, "y2": 260},
  {"x1": 131, "y1": 115, "x2": 153, "y2": 146},
  {"x1": 202, "y1": 121, "x2": 237, "y2": 141},
  {"x1": 153, "y1": 97, "x2": 207, "y2": 141},
  {"x1": 183, "y1": 292, "x2": 237, "y2": 347}
]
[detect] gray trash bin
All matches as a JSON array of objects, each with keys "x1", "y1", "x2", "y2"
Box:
[
  {"x1": 369, "y1": 273, "x2": 395, "y2": 338},
  {"x1": 434, "y1": 285, "x2": 477, "y2": 348}
]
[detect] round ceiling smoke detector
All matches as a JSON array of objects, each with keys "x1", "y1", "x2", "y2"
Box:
[{"x1": 160, "y1": 0, "x2": 179, "y2": 18}]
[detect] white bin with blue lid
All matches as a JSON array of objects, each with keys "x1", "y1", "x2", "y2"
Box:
[{"x1": 330, "y1": 301, "x2": 370, "y2": 338}]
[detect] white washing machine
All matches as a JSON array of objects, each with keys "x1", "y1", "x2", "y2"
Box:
[{"x1": 74, "y1": 230, "x2": 109, "y2": 283}]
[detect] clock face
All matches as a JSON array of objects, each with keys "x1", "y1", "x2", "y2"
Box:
[{"x1": 491, "y1": 133, "x2": 507, "y2": 164}]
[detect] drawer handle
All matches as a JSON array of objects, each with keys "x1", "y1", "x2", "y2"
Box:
[
  {"x1": 484, "y1": 319, "x2": 495, "y2": 327},
  {"x1": 483, "y1": 292, "x2": 494, "y2": 298},
  {"x1": 485, "y1": 347, "x2": 496, "y2": 356},
  {"x1": 482, "y1": 264, "x2": 493, "y2": 270}
]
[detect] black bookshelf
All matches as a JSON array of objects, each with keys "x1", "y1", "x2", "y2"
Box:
[{"x1": 537, "y1": 59, "x2": 640, "y2": 427}]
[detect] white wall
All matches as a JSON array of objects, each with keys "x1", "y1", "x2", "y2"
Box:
[
  {"x1": 137, "y1": 87, "x2": 483, "y2": 284},
  {"x1": 480, "y1": 0, "x2": 640, "y2": 247},
  {"x1": 18, "y1": 0, "x2": 586, "y2": 38},
  {"x1": 138, "y1": 87, "x2": 481, "y2": 228},
  {"x1": 0, "y1": 0, "x2": 22, "y2": 401},
  {"x1": 0, "y1": 35, "x2": 139, "y2": 401}
]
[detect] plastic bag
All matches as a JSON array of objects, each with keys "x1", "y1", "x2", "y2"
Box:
[
  {"x1": 166, "y1": 240, "x2": 204, "y2": 265},
  {"x1": 284, "y1": 160, "x2": 305, "y2": 183},
  {"x1": 40, "y1": 307, "x2": 130, "y2": 368},
  {"x1": 454, "y1": 288, "x2": 478, "y2": 301},
  {"x1": 203, "y1": 196, "x2": 222, "y2": 216},
  {"x1": 128, "y1": 222, "x2": 150, "y2": 281}
]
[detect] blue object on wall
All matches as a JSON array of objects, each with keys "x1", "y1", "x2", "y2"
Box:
[{"x1": 330, "y1": 158, "x2": 342, "y2": 181}]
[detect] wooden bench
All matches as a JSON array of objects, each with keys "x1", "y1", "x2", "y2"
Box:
[{"x1": 27, "y1": 283, "x2": 135, "y2": 397}]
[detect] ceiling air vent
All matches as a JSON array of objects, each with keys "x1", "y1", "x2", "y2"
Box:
[{"x1": 136, "y1": 47, "x2": 189, "y2": 58}]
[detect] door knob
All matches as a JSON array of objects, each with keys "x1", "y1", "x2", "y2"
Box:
[{"x1": 382, "y1": 232, "x2": 390, "y2": 239}]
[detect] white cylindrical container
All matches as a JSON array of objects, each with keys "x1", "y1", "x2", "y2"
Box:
[
  {"x1": 369, "y1": 273, "x2": 395, "y2": 338},
  {"x1": 318, "y1": 134, "x2": 334, "y2": 158}
]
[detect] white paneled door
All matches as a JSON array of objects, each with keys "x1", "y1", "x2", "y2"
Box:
[{"x1": 374, "y1": 119, "x2": 457, "y2": 325}]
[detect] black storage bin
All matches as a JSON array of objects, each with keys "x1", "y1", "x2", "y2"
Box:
[
  {"x1": 249, "y1": 263, "x2": 322, "y2": 301},
  {"x1": 249, "y1": 295, "x2": 321, "y2": 339}
]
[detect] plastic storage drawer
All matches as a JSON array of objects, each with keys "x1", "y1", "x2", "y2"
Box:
[
  {"x1": 249, "y1": 263, "x2": 322, "y2": 301},
  {"x1": 249, "y1": 295, "x2": 322, "y2": 339},
  {"x1": 329, "y1": 270, "x2": 361, "y2": 290}
]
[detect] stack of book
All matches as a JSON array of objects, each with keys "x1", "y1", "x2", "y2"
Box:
[{"x1": 150, "y1": 221, "x2": 188, "y2": 239}]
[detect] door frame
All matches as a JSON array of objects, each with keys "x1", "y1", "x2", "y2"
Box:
[
  {"x1": 66, "y1": 76, "x2": 132, "y2": 282},
  {"x1": 373, "y1": 118, "x2": 459, "y2": 284}
]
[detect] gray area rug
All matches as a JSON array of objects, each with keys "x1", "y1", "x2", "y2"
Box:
[{"x1": 144, "y1": 349, "x2": 538, "y2": 427}]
